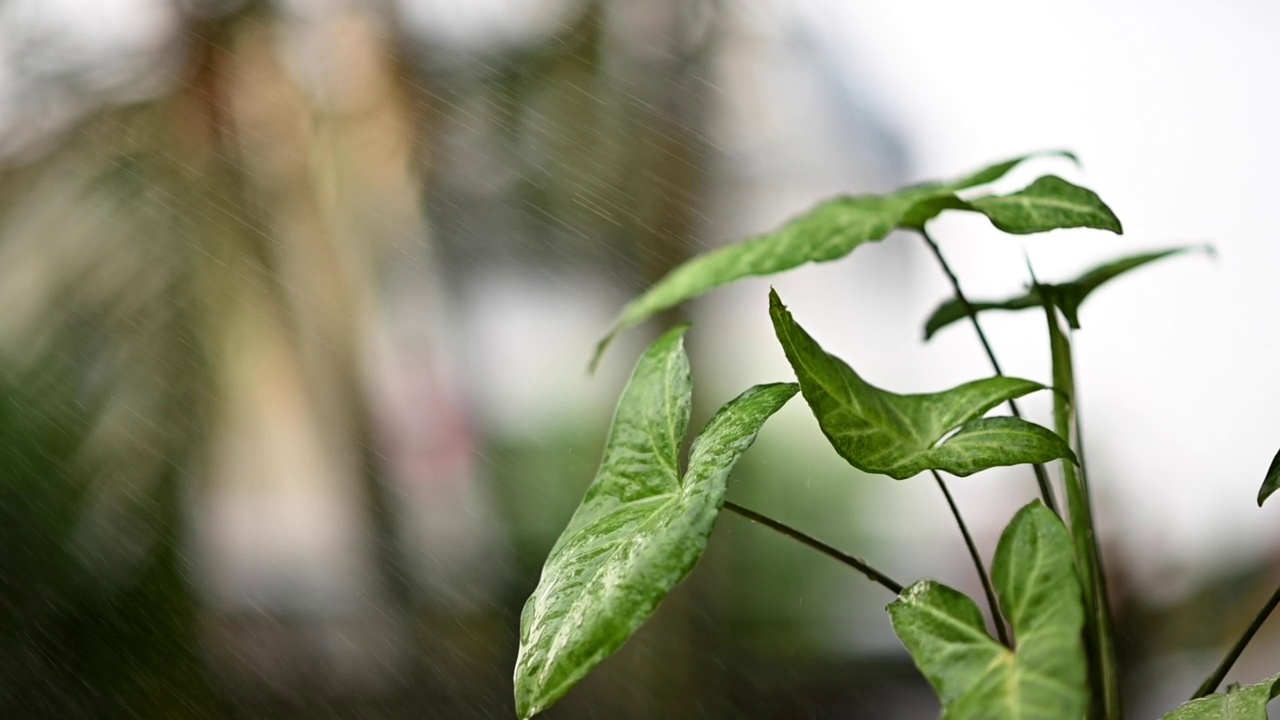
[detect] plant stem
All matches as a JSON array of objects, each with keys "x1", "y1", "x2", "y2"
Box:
[
  {"x1": 1038, "y1": 283, "x2": 1121, "y2": 720},
  {"x1": 930, "y1": 470, "x2": 1010, "y2": 647},
  {"x1": 1192, "y1": 581, "x2": 1280, "y2": 699},
  {"x1": 918, "y1": 229, "x2": 1059, "y2": 516},
  {"x1": 1074, "y1": 397, "x2": 1123, "y2": 719},
  {"x1": 723, "y1": 500, "x2": 904, "y2": 594}
]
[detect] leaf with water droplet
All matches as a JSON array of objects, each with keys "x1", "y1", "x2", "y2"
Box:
[
  {"x1": 967, "y1": 175, "x2": 1122, "y2": 235},
  {"x1": 514, "y1": 326, "x2": 798, "y2": 718},
  {"x1": 1257, "y1": 447, "x2": 1280, "y2": 507}
]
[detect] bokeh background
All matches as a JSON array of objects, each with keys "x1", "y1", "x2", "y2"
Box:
[{"x1": 2, "y1": 0, "x2": 1279, "y2": 717}]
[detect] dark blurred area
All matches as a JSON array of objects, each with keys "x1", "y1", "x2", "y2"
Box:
[{"x1": 0, "y1": 1, "x2": 1276, "y2": 718}]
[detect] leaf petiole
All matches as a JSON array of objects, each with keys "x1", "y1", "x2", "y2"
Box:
[
  {"x1": 918, "y1": 228, "x2": 1060, "y2": 516},
  {"x1": 723, "y1": 500, "x2": 904, "y2": 594}
]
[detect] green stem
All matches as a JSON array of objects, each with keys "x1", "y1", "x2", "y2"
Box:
[
  {"x1": 1192, "y1": 581, "x2": 1280, "y2": 699},
  {"x1": 918, "y1": 230, "x2": 1060, "y2": 516},
  {"x1": 723, "y1": 500, "x2": 904, "y2": 594},
  {"x1": 931, "y1": 470, "x2": 1010, "y2": 647},
  {"x1": 1038, "y1": 284, "x2": 1121, "y2": 720}
]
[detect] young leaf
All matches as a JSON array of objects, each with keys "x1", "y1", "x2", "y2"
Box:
[
  {"x1": 514, "y1": 326, "x2": 798, "y2": 719},
  {"x1": 889, "y1": 502, "x2": 1088, "y2": 720},
  {"x1": 967, "y1": 175, "x2": 1123, "y2": 235},
  {"x1": 591, "y1": 152, "x2": 1072, "y2": 369},
  {"x1": 923, "y1": 247, "x2": 1208, "y2": 339},
  {"x1": 1162, "y1": 673, "x2": 1280, "y2": 719},
  {"x1": 769, "y1": 289, "x2": 1074, "y2": 479},
  {"x1": 1257, "y1": 447, "x2": 1280, "y2": 506}
]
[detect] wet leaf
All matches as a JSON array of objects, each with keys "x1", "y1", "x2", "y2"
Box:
[
  {"x1": 1162, "y1": 674, "x2": 1280, "y2": 719},
  {"x1": 968, "y1": 175, "x2": 1122, "y2": 235},
  {"x1": 591, "y1": 152, "x2": 1074, "y2": 369},
  {"x1": 1257, "y1": 446, "x2": 1280, "y2": 507},
  {"x1": 924, "y1": 247, "x2": 1208, "y2": 339},
  {"x1": 514, "y1": 326, "x2": 798, "y2": 718},
  {"x1": 889, "y1": 502, "x2": 1088, "y2": 720},
  {"x1": 770, "y1": 289, "x2": 1073, "y2": 479}
]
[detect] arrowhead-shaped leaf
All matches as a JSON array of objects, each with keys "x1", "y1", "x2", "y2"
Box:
[
  {"x1": 1257, "y1": 447, "x2": 1280, "y2": 507},
  {"x1": 1161, "y1": 674, "x2": 1280, "y2": 719},
  {"x1": 514, "y1": 326, "x2": 798, "y2": 718},
  {"x1": 591, "y1": 152, "x2": 1076, "y2": 369},
  {"x1": 889, "y1": 502, "x2": 1088, "y2": 720},
  {"x1": 770, "y1": 289, "x2": 1074, "y2": 479},
  {"x1": 924, "y1": 247, "x2": 1209, "y2": 340},
  {"x1": 967, "y1": 175, "x2": 1122, "y2": 235}
]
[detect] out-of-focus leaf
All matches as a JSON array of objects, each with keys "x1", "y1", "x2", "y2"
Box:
[
  {"x1": 1162, "y1": 674, "x2": 1280, "y2": 719},
  {"x1": 924, "y1": 247, "x2": 1209, "y2": 339},
  {"x1": 769, "y1": 289, "x2": 1073, "y2": 479},
  {"x1": 889, "y1": 502, "x2": 1088, "y2": 719},
  {"x1": 591, "y1": 152, "x2": 1074, "y2": 369},
  {"x1": 515, "y1": 326, "x2": 797, "y2": 718},
  {"x1": 1257, "y1": 447, "x2": 1280, "y2": 507},
  {"x1": 968, "y1": 175, "x2": 1122, "y2": 235}
]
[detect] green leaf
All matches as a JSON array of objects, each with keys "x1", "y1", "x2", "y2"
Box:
[
  {"x1": 968, "y1": 175, "x2": 1123, "y2": 235},
  {"x1": 769, "y1": 289, "x2": 1074, "y2": 479},
  {"x1": 924, "y1": 247, "x2": 1209, "y2": 339},
  {"x1": 514, "y1": 326, "x2": 798, "y2": 718},
  {"x1": 591, "y1": 152, "x2": 1072, "y2": 369},
  {"x1": 1257, "y1": 447, "x2": 1280, "y2": 506},
  {"x1": 1161, "y1": 674, "x2": 1280, "y2": 719},
  {"x1": 889, "y1": 501, "x2": 1088, "y2": 720}
]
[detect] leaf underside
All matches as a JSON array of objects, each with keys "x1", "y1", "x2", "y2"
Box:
[
  {"x1": 769, "y1": 289, "x2": 1074, "y2": 479},
  {"x1": 889, "y1": 502, "x2": 1088, "y2": 720},
  {"x1": 592, "y1": 151, "x2": 1103, "y2": 369},
  {"x1": 924, "y1": 246, "x2": 1209, "y2": 340},
  {"x1": 514, "y1": 326, "x2": 797, "y2": 718},
  {"x1": 1161, "y1": 673, "x2": 1280, "y2": 719}
]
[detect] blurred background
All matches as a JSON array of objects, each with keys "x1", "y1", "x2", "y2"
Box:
[{"x1": 1, "y1": 0, "x2": 1279, "y2": 717}]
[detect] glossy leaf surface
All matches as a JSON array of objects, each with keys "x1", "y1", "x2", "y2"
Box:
[
  {"x1": 591, "y1": 152, "x2": 1073, "y2": 368},
  {"x1": 924, "y1": 247, "x2": 1207, "y2": 339},
  {"x1": 1162, "y1": 674, "x2": 1280, "y2": 719},
  {"x1": 770, "y1": 289, "x2": 1073, "y2": 479},
  {"x1": 889, "y1": 502, "x2": 1088, "y2": 719},
  {"x1": 514, "y1": 326, "x2": 798, "y2": 718},
  {"x1": 968, "y1": 175, "x2": 1122, "y2": 235}
]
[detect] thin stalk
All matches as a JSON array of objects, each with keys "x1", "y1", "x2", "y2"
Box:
[
  {"x1": 1192, "y1": 581, "x2": 1280, "y2": 699},
  {"x1": 1038, "y1": 281, "x2": 1121, "y2": 720},
  {"x1": 1074, "y1": 392, "x2": 1122, "y2": 718},
  {"x1": 919, "y1": 229, "x2": 1059, "y2": 516},
  {"x1": 931, "y1": 470, "x2": 1010, "y2": 647},
  {"x1": 723, "y1": 500, "x2": 904, "y2": 594}
]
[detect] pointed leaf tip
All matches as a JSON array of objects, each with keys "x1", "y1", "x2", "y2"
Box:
[
  {"x1": 969, "y1": 175, "x2": 1122, "y2": 235},
  {"x1": 1257, "y1": 447, "x2": 1280, "y2": 507}
]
